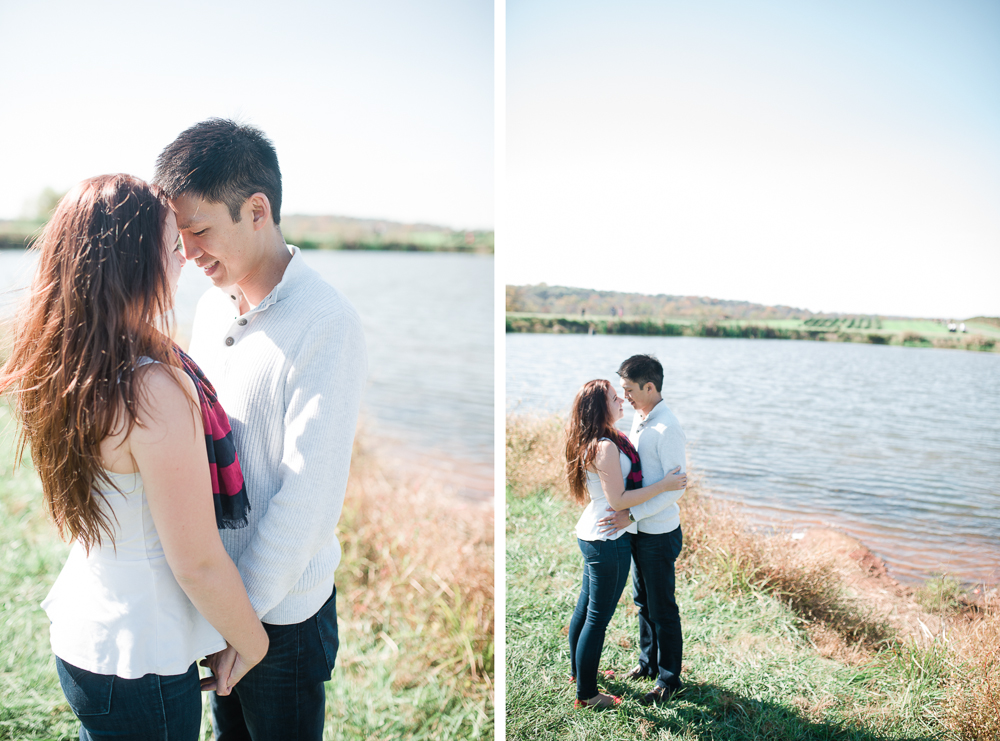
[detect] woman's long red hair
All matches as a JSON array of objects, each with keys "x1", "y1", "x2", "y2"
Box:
[
  {"x1": 0, "y1": 174, "x2": 179, "y2": 551},
  {"x1": 565, "y1": 379, "x2": 624, "y2": 504}
]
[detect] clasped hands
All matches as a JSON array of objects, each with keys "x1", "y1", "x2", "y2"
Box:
[{"x1": 199, "y1": 643, "x2": 254, "y2": 695}]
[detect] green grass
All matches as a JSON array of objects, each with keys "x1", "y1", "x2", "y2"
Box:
[
  {"x1": 0, "y1": 404, "x2": 493, "y2": 740},
  {"x1": 0, "y1": 405, "x2": 77, "y2": 739},
  {"x1": 506, "y1": 489, "x2": 964, "y2": 741},
  {"x1": 506, "y1": 313, "x2": 1000, "y2": 351}
]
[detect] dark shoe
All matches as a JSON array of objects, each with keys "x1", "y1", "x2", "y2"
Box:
[
  {"x1": 623, "y1": 664, "x2": 653, "y2": 681},
  {"x1": 639, "y1": 685, "x2": 679, "y2": 706}
]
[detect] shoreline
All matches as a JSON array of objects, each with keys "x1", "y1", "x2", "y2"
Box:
[
  {"x1": 505, "y1": 412, "x2": 998, "y2": 594},
  {"x1": 507, "y1": 412, "x2": 1000, "y2": 739},
  {"x1": 506, "y1": 313, "x2": 1000, "y2": 353}
]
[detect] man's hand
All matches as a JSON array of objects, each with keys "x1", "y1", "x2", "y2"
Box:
[
  {"x1": 598, "y1": 507, "x2": 632, "y2": 536},
  {"x1": 200, "y1": 643, "x2": 246, "y2": 696}
]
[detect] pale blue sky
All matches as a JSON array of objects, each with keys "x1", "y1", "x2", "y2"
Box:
[
  {"x1": 0, "y1": 0, "x2": 493, "y2": 229},
  {"x1": 507, "y1": 0, "x2": 1000, "y2": 318}
]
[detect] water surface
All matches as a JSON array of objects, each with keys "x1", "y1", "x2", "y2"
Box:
[
  {"x1": 1, "y1": 249, "x2": 494, "y2": 499},
  {"x1": 508, "y1": 333, "x2": 1000, "y2": 584}
]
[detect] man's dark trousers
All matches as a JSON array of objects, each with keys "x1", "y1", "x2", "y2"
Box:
[
  {"x1": 631, "y1": 527, "x2": 683, "y2": 690},
  {"x1": 211, "y1": 587, "x2": 339, "y2": 741}
]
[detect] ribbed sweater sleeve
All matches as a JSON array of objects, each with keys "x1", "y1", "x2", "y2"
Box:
[
  {"x1": 188, "y1": 248, "x2": 368, "y2": 624},
  {"x1": 629, "y1": 425, "x2": 686, "y2": 522},
  {"x1": 236, "y1": 303, "x2": 367, "y2": 619}
]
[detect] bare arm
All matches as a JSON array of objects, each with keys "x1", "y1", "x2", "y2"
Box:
[
  {"x1": 594, "y1": 440, "x2": 687, "y2": 511},
  {"x1": 128, "y1": 365, "x2": 267, "y2": 694}
]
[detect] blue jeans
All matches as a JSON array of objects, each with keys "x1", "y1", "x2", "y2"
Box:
[
  {"x1": 55, "y1": 657, "x2": 201, "y2": 740},
  {"x1": 631, "y1": 527, "x2": 683, "y2": 690},
  {"x1": 567, "y1": 534, "x2": 632, "y2": 700},
  {"x1": 210, "y1": 587, "x2": 339, "y2": 741}
]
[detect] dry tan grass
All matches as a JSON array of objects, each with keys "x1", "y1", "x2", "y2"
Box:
[
  {"x1": 337, "y1": 432, "x2": 494, "y2": 698},
  {"x1": 506, "y1": 412, "x2": 889, "y2": 651},
  {"x1": 506, "y1": 411, "x2": 1000, "y2": 735},
  {"x1": 505, "y1": 413, "x2": 566, "y2": 499},
  {"x1": 940, "y1": 592, "x2": 1000, "y2": 740}
]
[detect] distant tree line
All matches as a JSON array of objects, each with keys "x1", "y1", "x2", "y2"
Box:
[{"x1": 506, "y1": 284, "x2": 814, "y2": 321}]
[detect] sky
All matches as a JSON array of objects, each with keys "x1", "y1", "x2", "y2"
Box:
[
  {"x1": 506, "y1": 0, "x2": 1000, "y2": 319},
  {"x1": 0, "y1": 0, "x2": 493, "y2": 230}
]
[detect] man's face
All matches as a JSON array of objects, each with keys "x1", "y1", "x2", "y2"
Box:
[
  {"x1": 620, "y1": 377, "x2": 654, "y2": 412},
  {"x1": 170, "y1": 193, "x2": 257, "y2": 289}
]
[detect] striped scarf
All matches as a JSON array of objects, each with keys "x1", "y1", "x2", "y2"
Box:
[
  {"x1": 173, "y1": 344, "x2": 250, "y2": 530},
  {"x1": 613, "y1": 432, "x2": 643, "y2": 490}
]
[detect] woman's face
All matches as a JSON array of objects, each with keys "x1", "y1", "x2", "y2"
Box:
[
  {"x1": 162, "y1": 210, "x2": 185, "y2": 299},
  {"x1": 605, "y1": 384, "x2": 624, "y2": 423}
]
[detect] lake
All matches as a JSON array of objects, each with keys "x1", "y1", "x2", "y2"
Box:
[
  {"x1": 507, "y1": 333, "x2": 1000, "y2": 585},
  {"x1": 0, "y1": 249, "x2": 494, "y2": 500}
]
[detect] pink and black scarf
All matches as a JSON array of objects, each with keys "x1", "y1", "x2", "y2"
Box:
[
  {"x1": 612, "y1": 432, "x2": 643, "y2": 490},
  {"x1": 173, "y1": 345, "x2": 250, "y2": 530}
]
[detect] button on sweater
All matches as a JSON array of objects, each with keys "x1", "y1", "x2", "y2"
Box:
[{"x1": 189, "y1": 245, "x2": 367, "y2": 625}]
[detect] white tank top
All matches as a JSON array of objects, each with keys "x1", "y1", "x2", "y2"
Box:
[
  {"x1": 574, "y1": 439, "x2": 639, "y2": 542},
  {"x1": 41, "y1": 469, "x2": 226, "y2": 678}
]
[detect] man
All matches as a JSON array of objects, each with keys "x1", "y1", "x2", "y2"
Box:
[
  {"x1": 154, "y1": 119, "x2": 367, "y2": 739},
  {"x1": 598, "y1": 353, "x2": 685, "y2": 705}
]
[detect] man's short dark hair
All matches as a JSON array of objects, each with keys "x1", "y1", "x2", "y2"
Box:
[
  {"x1": 153, "y1": 118, "x2": 283, "y2": 225},
  {"x1": 617, "y1": 354, "x2": 663, "y2": 393}
]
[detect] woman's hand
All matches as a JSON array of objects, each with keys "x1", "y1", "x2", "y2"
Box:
[
  {"x1": 200, "y1": 640, "x2": 266, "y2": 695},
  {"x1": 598, "y1": 507, "x2": 632, "y2": 536},
  {"x1": 659, "y1": 465, "x2": 687, "y2": 492}
]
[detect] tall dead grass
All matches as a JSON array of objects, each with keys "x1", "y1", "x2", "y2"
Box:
[
  {"x1": 338, "y1": 432, "x2": 494, "y2": 699},
  {"x1": 505, "y1": 414, "x2": 566, "y2": 499},
  {"x1": 505, "y1": 412, "x2": 1000, "y2": 736},
  {"x1": 940, "y1": 591, "x2": 1000, "y2": 741},
  {"x1": 506, "y1": 412, "x2": 886, "y2": 647}
]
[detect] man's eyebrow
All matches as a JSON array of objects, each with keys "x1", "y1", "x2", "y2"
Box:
[{"x1": 177, "y1": 213, "x2": 206, "y2": 231}]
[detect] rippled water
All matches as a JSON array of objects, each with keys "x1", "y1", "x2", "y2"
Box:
[
  {"x1": 508, "y1": 334, "x2": 1000, "y2": 584},
  {"x1": 0, "y1": 249, "x2": 494, "y2": 498}
]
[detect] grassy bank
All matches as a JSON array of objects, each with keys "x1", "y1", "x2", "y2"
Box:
[
  {"x1": 506, "y1": 313, "x2": 1000, "y2": 353},
  {"x1": 0, "y1": 217, "x2": 495, "y2": 255},
  {"x1": 0, "y1": 406, "x2": 493, "y2": 740},
  {"x1": 506, "y1": 414, "x2": 999, "y2": 740}
]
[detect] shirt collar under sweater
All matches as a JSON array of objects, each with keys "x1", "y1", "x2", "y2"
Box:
[
  {"x1": 635, "y1": 398, "x2": 667, "y2": 430},
  {"x1": 223, "y1": 243, "x2": 305, "y2": 315}
]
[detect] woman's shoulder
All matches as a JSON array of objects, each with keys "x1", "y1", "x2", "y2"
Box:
[
  {"x1": 130, "y1": 363, "x2": 198, "y2": 432},
  {"x1": 134, "y1": 361, "x2": 195, "y2": 397},
  {"x1": 593, "y1": 437, "x2": 623, "y2": 464}
]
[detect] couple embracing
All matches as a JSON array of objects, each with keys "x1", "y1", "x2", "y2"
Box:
[
  {"x1": 1, "y1": 120, "x2": 366, "y2": 739},
  {"x1": 566, "y1": 354, "x2": 686, "y2": 709}
]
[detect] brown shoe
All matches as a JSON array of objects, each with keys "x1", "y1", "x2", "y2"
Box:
[
  {"x1": 639, "y1": 685, "x2": 679, "y2": 706},
  {"x1": 623, "y1": 665, "x2": 652, "y2": 681}
]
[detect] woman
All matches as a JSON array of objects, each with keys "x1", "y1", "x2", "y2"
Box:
[
  {"x1": 565, "y1": 379, "x2": 686, "y2": 709},
  {"x1": 0, "y1": 174, "x2": 267, "y2": 739}
]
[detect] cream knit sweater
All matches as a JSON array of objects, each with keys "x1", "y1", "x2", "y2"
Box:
[{"x1": 189, "y1": 245, "x2": 367, "y2": 625}]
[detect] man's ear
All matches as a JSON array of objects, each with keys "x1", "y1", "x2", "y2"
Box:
[
  {"x1": 248, "y1": 193, "x2": 272, "y2": 231},
  {"x1": 642, "y1": 381, "x2": 656, "y2": 395}
]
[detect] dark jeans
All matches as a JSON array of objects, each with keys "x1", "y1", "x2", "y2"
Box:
[
  {"x1": 631, "y1": 527, "x2": 684, "y2": 690},
  {"x1": 211, "y1": 586, "x2": 339, "y2": 741},
  {"x1": 568, "y1": 534, "x2": 632, "y2": 700},
  {"x1": 55, "y1": 657, "x2": 201, "y2": 741}
]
